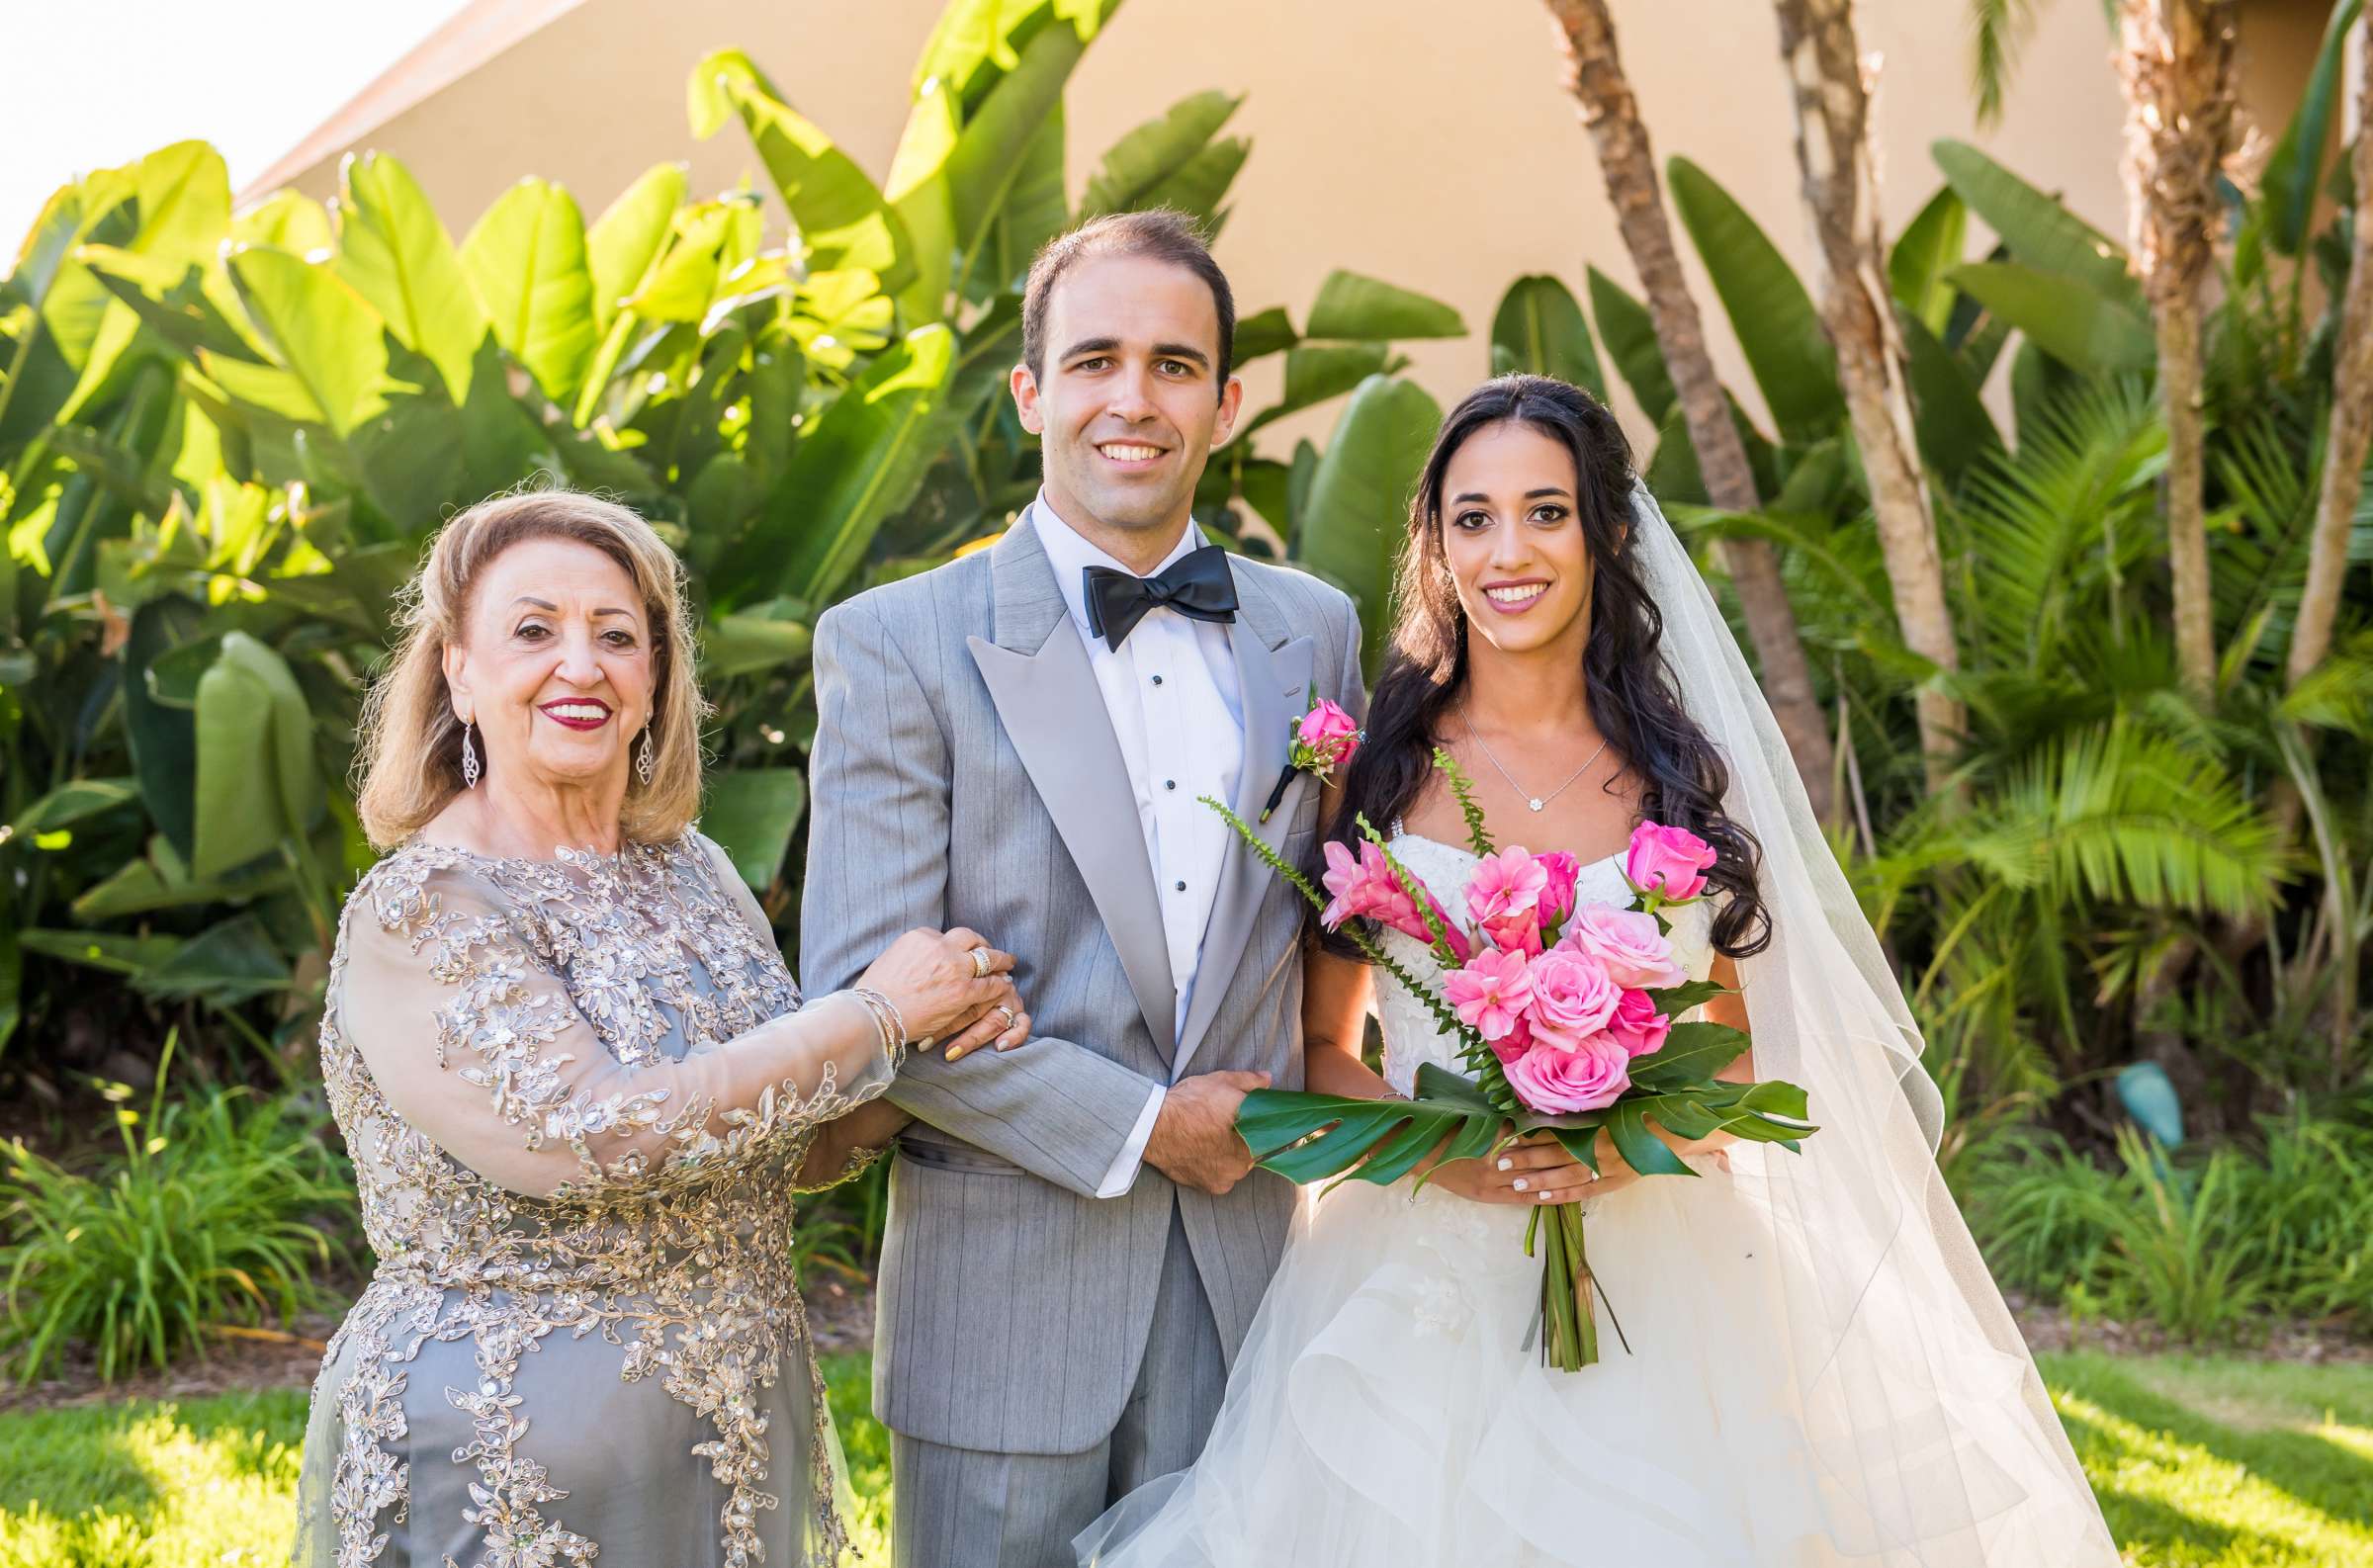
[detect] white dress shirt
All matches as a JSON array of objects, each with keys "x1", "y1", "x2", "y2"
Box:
[{"x1": 1026, "y1": 495, "x2": 1246, "y2": 1197}]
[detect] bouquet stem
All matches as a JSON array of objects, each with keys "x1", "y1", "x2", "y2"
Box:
[{"x1": 1538, "y1": 1200, "x2": 1599, "y2": 1370}]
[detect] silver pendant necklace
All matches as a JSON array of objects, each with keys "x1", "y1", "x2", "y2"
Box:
[{"x1": 1465, "y1": 721, "x2": 1611, "y2": 813}]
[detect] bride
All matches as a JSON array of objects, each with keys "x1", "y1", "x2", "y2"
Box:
[{"x1": 1077, "y1": 375, "x2": 2119, "y2": 1565}]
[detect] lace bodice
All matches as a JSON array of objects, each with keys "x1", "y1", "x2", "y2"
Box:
[
  {"x1": 299, "y1": 831, "x2": 898, "y2": 1567},
  {"x1": 1372, "y1": 833, "x2": 1717, "y2": 1096}
]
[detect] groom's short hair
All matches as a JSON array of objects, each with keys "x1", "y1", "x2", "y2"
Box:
[{"x1": 1021, "y1": 210, "x2": 1236, "y2": 398}]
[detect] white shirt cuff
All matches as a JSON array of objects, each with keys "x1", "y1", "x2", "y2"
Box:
[{"x1": 1096, "y1": 1085, "x2": 1168, "y2": 1198}]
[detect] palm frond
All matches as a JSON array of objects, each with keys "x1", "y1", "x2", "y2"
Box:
[
  {"x1": 1946, "y1": 377, "x2": 2162, "y2": 673},
  {"x1": 1981, "y1": 721, "x2": 2291, "y2": 917},
  {"x1": 1969, "y1": 0, "x2": 2046, "y2": 127}
]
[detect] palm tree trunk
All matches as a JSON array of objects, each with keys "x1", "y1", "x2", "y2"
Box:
[
  {"x1": 2290, "y1": 21, "x2": 2373, "y2": 690},
  {"x1": 1543, "y1": 0, "x2": 1839, "y2": 825},
  {"x1": 1771, "y1": 0, "x2": 1965, "y2": 797},
  {"x1": 2117, "y1": 0, "x2": 2238, "y2": 700}
]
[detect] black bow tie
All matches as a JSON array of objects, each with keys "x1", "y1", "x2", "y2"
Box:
[{"x1": 1083, "y1": 546, "x2": 1239, "y2": 651}]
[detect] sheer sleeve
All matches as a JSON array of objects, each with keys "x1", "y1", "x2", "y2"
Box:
[{"x1": 338, "y1": 856, "x2": 903, "y2": 1199}]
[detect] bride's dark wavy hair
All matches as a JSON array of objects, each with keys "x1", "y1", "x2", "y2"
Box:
[{"x1": 1322, "y1": 374, "x2": 1770, "y2": 959}]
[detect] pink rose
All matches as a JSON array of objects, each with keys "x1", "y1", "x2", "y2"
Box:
[
  {"x1": 1606, "y1": 987, "x2": 1672, "y2": 1057},
  {"x1": 1536, "y1": 851, "x2": 1582, "y2": 933},
  {"x1": 1481, "y1": 910, "x2": 1544, "y2": 958},
  {"x1": 1560, "y1": 905, "x2": 1687, "y2": 989},
  {"x1": 1444, "y1": 946, "x2": 1535, "y2": 1042},
  {"x1": 1626, "y1": 821, "x2": 1717, "y2": 902},
  {"x1": 1487, "y1": 1012, "x2": 1535, "y2": 1066},
  {"x1": 1504, "y1": 1032, "x2": 1631, "y2": 1113},
  {"x1": 1523, "y1": 946, "x2": 1624, "y2": 1052},
  {"x1": 1290, "y1": 700, "x2": 1362, "y2": 782}
]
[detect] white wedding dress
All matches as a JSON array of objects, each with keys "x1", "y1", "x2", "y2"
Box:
[{"x1": 1077, "y1": 834, "x2": 2120, "y2": 1567}]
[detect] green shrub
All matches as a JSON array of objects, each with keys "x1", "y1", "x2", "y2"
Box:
[
  {"x1": 0, "y1": 1037, "x2": 357, "y2": 1383},
  {"x1": 1960, "y1": 1114, "x2": 2373, "y2": 1343}
]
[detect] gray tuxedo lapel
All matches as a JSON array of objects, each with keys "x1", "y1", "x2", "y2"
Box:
[
  {"x1": 967, "y1": 520, "x2": 1178, "y2": 1060},
  {"x1": 1174, "y1": 566, "x2": 1314, "y2": 1077}
]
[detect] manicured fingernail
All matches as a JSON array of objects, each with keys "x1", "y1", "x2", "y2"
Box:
[
  {"x1": 1537, "y1": 1190, "x2": 1553, "y2": 1203},
  {"x1": 1512, "y1": 1177, "x2": 1528, "y2": 1191},
  {"x1": 1497, "y1": 1158, "x2": 1513, "y2": 1172}
]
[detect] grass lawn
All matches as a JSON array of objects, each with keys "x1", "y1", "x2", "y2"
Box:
[{"x1": 0, "y1": 1351, "x2": 2366, "y2": 1565}]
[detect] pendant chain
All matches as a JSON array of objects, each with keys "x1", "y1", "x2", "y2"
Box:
[{"x1": 1463, "y1": 722, "x2": 1610, "y2": 814}]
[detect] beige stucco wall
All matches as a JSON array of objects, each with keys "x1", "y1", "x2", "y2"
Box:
[{"x1": 271, "y1": 0, "x2": 2320, "y2": 451}]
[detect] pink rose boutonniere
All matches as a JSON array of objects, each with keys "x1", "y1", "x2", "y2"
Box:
[{"x1": 1262, "y1": 695, "x2": 1362, "y2": 822}]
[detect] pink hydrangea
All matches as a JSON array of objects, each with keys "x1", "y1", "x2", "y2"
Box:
[
  {"x1": 1626, "y1": 821, "x2": 1718, "y2": 902},
  {"x1": 1524, "y1": 946, "x2": 1625, "y2": 1052},
  {"x1": 1504, "y1": 1031, "x2": 1631, "y2": 1113},
  {"x1": 1606, "y1": 987, "x2": 1672, "y2": 1057},
  {"x1": 1561, "y1": 905, "x2": 1687, "y2": 990}
]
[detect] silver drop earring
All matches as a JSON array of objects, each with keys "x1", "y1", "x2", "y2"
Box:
[
  {"x1": 637, "y1": 728, "x2": 656, "y2": 786},
  {"x1": 461, "y1": 719, "x2": 481, "y2": 789}
]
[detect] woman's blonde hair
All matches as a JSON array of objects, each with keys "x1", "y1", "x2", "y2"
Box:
[{"x1": 353, "y1": 487, "x2": 710, "y2": 849}]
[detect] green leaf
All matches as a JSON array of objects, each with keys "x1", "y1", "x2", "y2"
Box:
[
  {"x1": 1243, "y1": 341, "x2": 1395, "y2": 434},
  {"x1": 460, "y1": 179, "x2": 598, "y2": 405},
  {"x1": 941, "y1": 18, "x2": 1099, "y2": 302},
  {"x1": 1082, "y1": 90, "x2": 1246, "y2": 216},
  {"x1": 718, "y1": 323, "x2": 957, "y2": 609},
  {"x1": 1293, "y1": 375, "x2": 1441, "y2": 676},
  {"x1": 1233, "y1": 305, "x2": 1297, "y2": 366},
  {"x1": 701, "y1": 768, "x2": 808, "y2": 891},
  {"x1": 123, "y1": 598, "x2": 201, "y2": 859},
  {"x1": 224, "y1": 245, "x2": 388, "y2": 437},
  {"x1": 1947, "y1": 261, "x2": 2153, "y2": 377},
  {"x1": 333, "y1": 151, "x2": 485, "y2": 402},
  {"x1": 232, "y1": 190, "x2": 331, "y2": 253},
  {"x1": 18, "y1": 928, "x2": 182, "y2": 978},
  {"x1": 1889, "y1": 185, "x2": 1968, "y2": 336},
  {"x1": 191, "y1": 632, "x2": 319, "y2": 879},
  {"x1": 1609, "y1": 1099, "x2": 1696, "y2": 1177},
  {"x1": 1489, "y1": 274, "x2": 1604, "y2": 399},
  {"x1": 691, "y1": 49, "x2": 915, "y2": 294},
  {"x1": 1586, "y1": 266, "x2": 1674, "y2": 425},
  {"x1": 1626, "y1": 1020, "x2": 1753, "y2": 1089},
  {"x1": 1899, "y1": 305, "x2": 2001, "y2": 486},
  {"x1": 704, "y1": 609, "x2": 815, "y2": 679},
  {"x1": 72, "y1": 838, "x2": 291, "y2": 919},
  {"x1": 1138, "y1": 137, "x2": 1249, "y2": 237},
  {"x1": 2260, "y1": 0, "x2": 2363, "y2": 255},
  {"x1": 0, "y1": 920, "x2": 17, "y2": 1057},
  {"x1": 132, "y1": 915, "x2": 291, "y2": 1006},
  {"x1": 1304, "y1": 271, "x2": 1465, "y2": 341},
  {"x1": 976, "y1": 106, "x2": 1071, "y2": 300},
  {"x1": 1932, "y1": 140, "x2": 2136, "y2": 306},
  {"x1": 1238, "y1": 1075, "x2": 1501, "y2": 1188},
  {"x1": 12, "y1": 778, "x2": 138, "y2": 834},
  {"x1": 585, "y1": 162, "x2": 689, "y2": 335},
  {"x1": 1666, "y1": 156, "x2": 1842, "y2": 444}
]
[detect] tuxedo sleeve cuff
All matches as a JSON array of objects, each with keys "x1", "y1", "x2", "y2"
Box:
[{"x1": 1096, "y1": 1085, "x2": 1168, "y2": 1198}]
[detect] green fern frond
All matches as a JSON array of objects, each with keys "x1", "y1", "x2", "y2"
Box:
[{"x1": 1432, "y1": 746, "x2": 1495, "y2": 857}]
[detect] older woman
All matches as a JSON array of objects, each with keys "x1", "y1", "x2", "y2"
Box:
[{"x1": 291, "y1": 489, "x2": 1021, "y2": 1567}]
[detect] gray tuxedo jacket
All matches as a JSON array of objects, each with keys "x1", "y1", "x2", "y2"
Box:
[{"x1": 799, "y1": 515, "x2": 1363, "y2": 1455}]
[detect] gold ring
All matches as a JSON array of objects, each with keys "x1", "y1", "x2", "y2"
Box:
[{"x1": 969, "y1": 946, "x2": 994, "y2": 980}]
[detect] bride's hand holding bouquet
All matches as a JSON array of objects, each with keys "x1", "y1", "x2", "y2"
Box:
[{"x1": 1208, "y1": 725, "x2": 1817, "y2": 1371}]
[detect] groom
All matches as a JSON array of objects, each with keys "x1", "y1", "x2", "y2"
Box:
[{"x1": 801, "y1": 211, "x2": 1363, "y2": 1565}]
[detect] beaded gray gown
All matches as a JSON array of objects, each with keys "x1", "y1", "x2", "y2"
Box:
[{"x1": 292, "y1": 831, "x2": 898, "y2": 1568}]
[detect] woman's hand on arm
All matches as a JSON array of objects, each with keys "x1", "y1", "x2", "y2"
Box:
[{"x1": 853, "y1": 926, "x2": 1031, "y2": 1061}]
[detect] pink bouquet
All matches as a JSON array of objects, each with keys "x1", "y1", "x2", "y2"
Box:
[{"x1": 1212, "y1": 749, "x2": 1816, "y2": 1371}]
